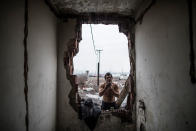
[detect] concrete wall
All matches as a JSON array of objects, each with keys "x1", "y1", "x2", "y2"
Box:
[
  {"x1": 28, "y1": 0, "x2": 57, "y2": 131},
  {"x1": 57, "y1": 20, "x2": 135, "y2": 131},
  {"x1": 135, "y1": 0, "x2": 196, "y2": 131},
  {"x1": 0, "y1": 0, "x2": 57, "y2": 131},
  {"x1": 57, "y1": 19, "x2": 89, "y2": 131},
  {"x1": 0, "y1": 1, "x2": 26, "y2": 130},
  {"x1": 194, "y1": 0, "x2": 196, "y2": 69}
]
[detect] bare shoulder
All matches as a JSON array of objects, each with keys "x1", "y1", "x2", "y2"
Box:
[
  {"x1": 112, "y1": 83, "x2": 119, "y2": 88},
  {"x1": 99, "y1": 83, "x2": 106, "y2": 88}
]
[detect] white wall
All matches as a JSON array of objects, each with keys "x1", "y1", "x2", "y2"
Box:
[
  {"x1": 28, "y1": 0, "x2": 57, "y2": 131},
  {"x1": 135, "y1": 0, "x2": 196, "y2": 131},
  {"x1": 0, "y1": 0, "x2": 57, "y2": 131}
]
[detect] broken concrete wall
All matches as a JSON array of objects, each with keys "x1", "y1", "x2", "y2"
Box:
[
  {"x1": 135, "y1": 0, "x2": 196, "y2": 131},
  {"x1": 57, "y1": 19, "x2": 136, "y2": 131},
  {"x1": 57, "y1": 19, "x2": 90, "y2": 131},
  {"x1": 0, "y1": 0, "x2": 57, "y2": 131}
]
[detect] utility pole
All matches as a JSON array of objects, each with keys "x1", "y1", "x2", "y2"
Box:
[{"x1": 96, "y1": 49, "x2": 103, "y2": 86}]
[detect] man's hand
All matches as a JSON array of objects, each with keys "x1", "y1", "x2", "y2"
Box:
[
  {"x1": 105, "y1": 82, "x2": 111, "y2": 89},
  {"x1": 99, "y1": 83, "x2": 111, "y2": 96}
]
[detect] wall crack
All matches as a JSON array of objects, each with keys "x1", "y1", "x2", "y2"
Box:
[
  {"x1": 187, "y1": 0, "x2": 196, "y2": 84},
  {"x1": 23, "y1": 0, "x2": 29, "y2": 130}
]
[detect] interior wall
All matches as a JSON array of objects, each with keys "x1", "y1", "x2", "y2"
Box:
[
  {"x1": 135, "y1": 0, "x2": 196, "y2": 131},
  {"x1": 0, "y1": 0, "x2": 57, "y2": 131},
  {"x1": 28, "y1": 0, "x2": 57, "y2": 131},
  {"x1": 57, "y1": 19, "x2": 90, "y2": 131},
  {"x1": 0, "y1": 0, "x2": 26, "y2": 130},
  {"x1": 194, "y1": 1, "x2": 196, "y2": 66}
]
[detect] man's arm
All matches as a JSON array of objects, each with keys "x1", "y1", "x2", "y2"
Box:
[{"x1": 111, "y1": 84, "x2": 120, "y2": 97}]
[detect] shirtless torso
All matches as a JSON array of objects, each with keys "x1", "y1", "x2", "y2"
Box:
[{"x1": 99, "y1": 83, "x2": 119, "y2": 103}]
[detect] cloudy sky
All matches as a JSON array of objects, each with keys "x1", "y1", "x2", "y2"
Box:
[{"x1": 73, "y1": 24, "x2": 130, "y2": 74}]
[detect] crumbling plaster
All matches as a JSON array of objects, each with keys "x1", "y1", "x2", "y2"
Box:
[
  {"x1": 57, "y1": 14, "x2": 137, "y2": 130},
  {"x1": 46, "y1": 0, "x2": 144, "y2": 16},
  {"x1": 57, "y1": 19, "x2": 86, "y2": 131}
]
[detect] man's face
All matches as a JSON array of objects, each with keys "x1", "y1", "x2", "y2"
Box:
[{"x1": 105, "y1": 75, "x2": 112, "y2": 83}]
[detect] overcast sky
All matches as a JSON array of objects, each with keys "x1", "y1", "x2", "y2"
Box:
[{"x1": 73, "y1": 24, "x2": 130, "y2": 74}]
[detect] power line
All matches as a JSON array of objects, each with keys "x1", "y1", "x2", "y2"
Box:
[
  {"x1": 90, "y1": 24, "x2": 97, "y2": 55},
  {"x1": 89, "y1": 24, "x2": 103, "y2": 85}
]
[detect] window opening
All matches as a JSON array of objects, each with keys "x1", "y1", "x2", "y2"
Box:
[{"x1": 73, "y1": 24, "x2": 130, "y2": 109}]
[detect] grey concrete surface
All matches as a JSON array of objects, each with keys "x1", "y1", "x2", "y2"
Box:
[
  {"x1": 0, "y1": 0, "x2": 57, "y2": 131},
  {"x1": 28, "y1": 0, "x2": 57, "y2": 131},
  {"x1": 57, "y1": 19, "x2": 89, "y2": 131},
  {"x1": 135, "y1": 0, "x2": 196, "y2": 130},
  {"x1": 47, "y1": 0, "x2": 143, "y2": 16},
  {"x1": 0, "y1": 0, "x2": 26, "y2": 131},
  {"x1": 1, "y1": 0, "x2": 196, "y2": 131}
]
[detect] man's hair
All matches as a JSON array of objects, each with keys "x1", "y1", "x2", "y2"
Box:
[{"x1": 104, "y1": 72, "x2": 113, "y2": 79}]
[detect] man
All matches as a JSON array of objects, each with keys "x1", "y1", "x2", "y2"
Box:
[{"x1": 99, "y1": 72, "x2": 120, "y2": 110}]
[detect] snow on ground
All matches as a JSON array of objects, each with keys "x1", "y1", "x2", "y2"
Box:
[{"x1": 83, "y1": 87, "x2": 94, "y2": 92}]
